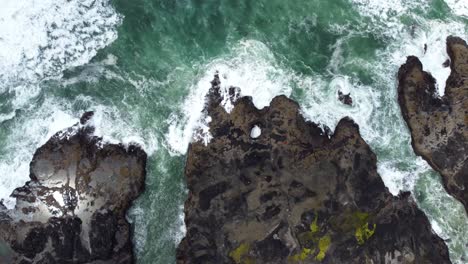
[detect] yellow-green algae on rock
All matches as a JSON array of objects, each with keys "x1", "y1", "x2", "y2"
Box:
[
  {"x1": 230, "y1": 243, "x2": 255, "y2": 264},
  {"x1": 291, "y1": 213, "x2": 331, "y2": 262},
  {"x1": 177, "y1": 89, "x2": 452, "y2": 263},
  {"x1": 310, "y1": 214, "x2": 319, "y2": 234},
  {"x1": 291, "y1": 210, "x2": 377, "y2": 262},
  {"x1": 292, "y1": 247, "x2": 313, "y2": 262},
  {"x1": 316, "y1": 235, "x2": 331, "y2": 261},
  {"x1": 291, "y1": 234, "x2": 332, "y2": 262},
  {"x1": 353, "y1": 212, "x2": 376, "y2": 245}
]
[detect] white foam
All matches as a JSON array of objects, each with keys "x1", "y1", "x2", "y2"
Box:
[
  {"x1": 351, "y1": 0, "x2": 420, "y2": 19},
  {"x1": 444, "y1": 0, "x2": 468, "y2": 17},
  {"x1": 414, "y1": 170, "x2": 468, "y2": 263},
  {"x1": 377, "y1": 158, "x2": 429, "y2": 195},
  {"x1": 0, "y1": 0, "x2": 126, "y2": 207},
  {"x1": 166, "y1": 39, "x2": 380, "y2": 157},
  {"x1": 430, "y1": 220, "x2": 446, "y2": 239},
  {"x1": 350, "y1": 0, "x2": 429, "y2": 38},
  {"x1": 345, "y1": 4, "x2": 468, "y2": 261},
  {"x1": 172, "y1": 205, "x2": 187, "y2": 245},
  {"x1": 162, "y1": 7, "x2": 468, "y2": 261},
  {"x1": 127, "y1": 206, "x2": 148, "y2": 255},
  {"x1": 166, "y1": 40, "x2": 293, "y2": 155},
  {"x1": 89, "y1": 104, "x2": 159, "y2": 155},
  {"x1": 350, "y1": 0, "x2": 467, "y2": 96},
  {"x1": 0, "y1": 96, "x2": 157, "y2": 209},
  {"x1": 0, "y1": 112, "x2": 15, "y2": 124},
  {"x1": 53, "y1": 191, "x2": 65, "y2": 207},
  {"x1": 348, "y1": 0, "x2": 466, "y2": 99},
  {"x1": 0, "y1": 101, "x2": 77, "y2": 209},
  {"x1": 250, "y1": 125, "x2": 262, "y2": 139},
  {"x1": 0, "y1": 0, "x2": 122, "y2": 91},
  {"x1": 300, "y1": 74, "x2": 381, "y2": 143},
  {"x1": 388, "y1": 20, "x2": 466, "y2": 95}
]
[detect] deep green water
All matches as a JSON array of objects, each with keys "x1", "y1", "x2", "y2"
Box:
[{"x1": 0, "y1": 0, "x2": 467, "y2": 263}]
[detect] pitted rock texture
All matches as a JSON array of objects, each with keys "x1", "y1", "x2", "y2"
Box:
[
  {"x1": 0, "y1": 112, "x2": 147, "y2": 263},
  {"x1": 176, "y1": 75, "x2": 450, "y2": 264},
  {"x1": 398, "y1": 36, "x2": 468, "y2": 213}
]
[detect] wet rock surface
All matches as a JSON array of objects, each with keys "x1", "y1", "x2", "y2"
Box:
[
  {"x1": 398, "y1": 36, "x2": 468, "y2": 213},
  {"x1": 0, "y1": 112, "x2": 147, "y2": 263},
  {"x1": 177, "y1": 75, "x2": 450, "y2": 263},
  {"x1": 338, "y1": 91, "x2": 353, "y2": 106}
]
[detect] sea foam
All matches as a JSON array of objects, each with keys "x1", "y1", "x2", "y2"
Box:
[
  {"x1": 0, "y1": 0, "x2": 125, "y2": 208},
  {"x1": 444, "y1": 0, "x2": 468, "y2": 17},
  {"x1": 0, "y1": 95, "x2": 157, "y2": 209},
  {"x1": 0, "y1": 0, "x2": 122, "y2": 91},
  {"x1": 166, "y1": 40, "x2": 293, "y2": 155}
]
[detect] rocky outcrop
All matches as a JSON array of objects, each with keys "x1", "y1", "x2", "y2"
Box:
[
  {"x1": 0, "y1": 112, "x2": 147, "y2": 263},
  {"x1": 398, "y1": 36, "x2": 468, "y2": 213},
  {"x1": 338, "y1": 91, "x2": 353, "y2": 106},
  {"x1": 176, "y1": 75, "x2": 450, "y2": 263}
]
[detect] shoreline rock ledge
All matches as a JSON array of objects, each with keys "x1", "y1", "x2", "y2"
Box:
[
  {"x1": 177, "y1": 75, "x2": 450, "y2": 263},
  {"x1": 398, "y1": 36, "x2": 468, "y2": 214},
  {"x1": 0, "y1": 112, "x2": 147, "y2": 263}
]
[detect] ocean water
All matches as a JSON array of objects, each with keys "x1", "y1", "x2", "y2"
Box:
[{"x1": 0, "y1": 0, "x2": 467, "y2": 263}]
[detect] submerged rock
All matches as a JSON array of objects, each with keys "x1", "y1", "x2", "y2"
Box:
[
  {"x1": 0, "y1": 112, "x2": 147, "y2": 263},
  {"x1": 177, "y1": 75, "x2": 450, "y2": 263},
  {"x1": 338, "y1": 91, "x2": 353, "y2": 106},
  {"x1": 398, "y1": 36, "x2": 468, "y2": 214}
]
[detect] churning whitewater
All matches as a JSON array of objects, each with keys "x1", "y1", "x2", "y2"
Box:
[
  {"x1": 0, "y1": 0, "x2": 156, "y2": 209},
  {"x1": 0, "y1": 0, "x2": 467, "y2": 263}
]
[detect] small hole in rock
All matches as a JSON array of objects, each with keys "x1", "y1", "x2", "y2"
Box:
[{"x1": 250, "y1": 125, "x2": 261, "y2": 139}]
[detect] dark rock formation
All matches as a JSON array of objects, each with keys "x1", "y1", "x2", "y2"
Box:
[
  {"x1": 398, "y1": 36, "x2": 468, "y2": 214},
  {"x1": 176, "y1": 75, "x2": 450, "y2": 263},
  {"x1": 443, "y1": 59, "x2": 450, "y2": 68},
  {"x1": 0, "y1": 112, "x2": 147, "y2": 263},
  {"x1": 338, "y1": 91, "x2": 353, "y2": 106}
]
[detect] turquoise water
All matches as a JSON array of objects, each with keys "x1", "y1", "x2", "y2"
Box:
[{"x1": 0, "y1": 0, "x2": 467, "y2": 263}]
